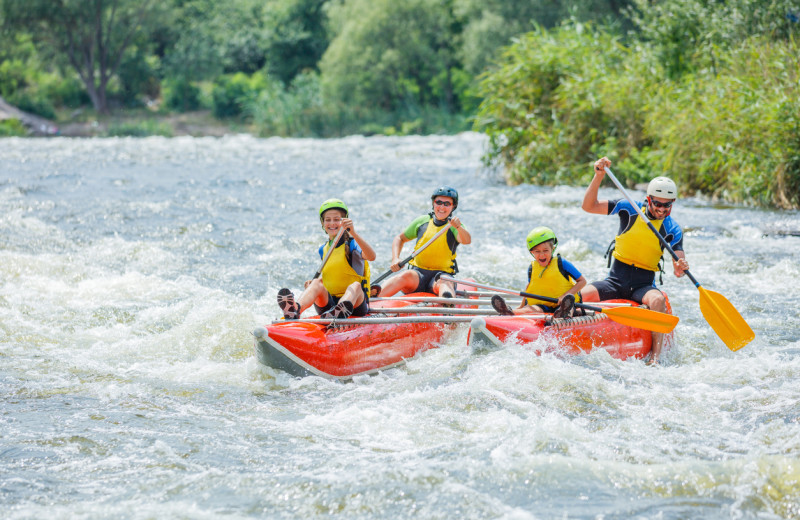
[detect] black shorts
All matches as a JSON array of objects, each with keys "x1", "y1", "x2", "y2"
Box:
[
  {"x1": 314, "y1": 291, "x2": 370, "y2": 317},
  {"x1": 409, "y1": 266, "x2": 448, "y2": 294},
  {"x1": 591, "y1": 260, "x2": 662, "y2": 304}
]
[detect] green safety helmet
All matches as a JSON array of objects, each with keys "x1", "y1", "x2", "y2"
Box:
[
  {"x1": 526, "y1": 226, "x2": 558, "y2": 252},
  {"x1": 319, "y1": 198, "x2": 349, "y2": 224},
  {"x1": 431, "y1": 186, "x2": 458, "y2": 210}
]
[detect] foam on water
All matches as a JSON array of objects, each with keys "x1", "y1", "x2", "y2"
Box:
[{"x1": 2, "y1": 134, "x2": 800, "y2": 519}]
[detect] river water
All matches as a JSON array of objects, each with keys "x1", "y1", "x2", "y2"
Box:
[{"x1": 1, "y1": 134, "x2": 799, "y2": 519}]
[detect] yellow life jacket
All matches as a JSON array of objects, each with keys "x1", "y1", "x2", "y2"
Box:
[
  {"x1": 612, "y1": 216, "x2": 665, "y2": 271},
  {"x1": 524, "y1": 256, "x2": 581, "y2": 306},
  {"x1": 409, "y1": 219, "x2": 457, "y2": 273},
  {"x1": 320, "y1": 239, "x2": 370, "y2": 298}
]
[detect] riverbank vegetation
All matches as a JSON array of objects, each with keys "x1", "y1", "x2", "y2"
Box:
[
  {"x1": 476, "y1": 0, "x2": 800, "y2": 208},
  {"x1": 0, "y1": 0, "x2": 626, "y2": 138},
  {"x1": 1, "y1": 0, "x2": 798, "y2": 207}
]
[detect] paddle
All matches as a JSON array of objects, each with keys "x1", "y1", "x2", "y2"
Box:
[
  {"x1": 372, "y1": 296, "x2": 514, "y2": 306},
  {"x1": 312, "y1": 225, "x2": 347, "y2": 280},
  {"x1": 603, "y1": 166, "x2": 754, "y2": 350},
  {"x1": 368, "y1": 306, "x2": 504, "y2": 316},
  {"x1": 371, "y1": 220, "x2": 454, "y2": 288},
  {"x1": 269, "y1": 314, "x2": 549, "y2": 326},
  {"x1": 270, "y1": 315, "x2": 480, "y2": 325},
  {"x1": 441, "y1": 276, "x2": 679, "y2": 334}
]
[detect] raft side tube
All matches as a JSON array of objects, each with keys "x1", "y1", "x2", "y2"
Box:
[{"x1": 253, "y1": 327, "x2": 321, "y2": 379}]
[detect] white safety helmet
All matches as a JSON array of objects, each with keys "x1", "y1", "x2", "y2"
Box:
[{"x1": 647, "y1": 176, "x2": 678, "y2": 199}]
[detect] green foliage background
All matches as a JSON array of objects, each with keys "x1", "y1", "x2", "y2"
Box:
[
  {"x1": 476, "y1": 0, "x2": 800, "y2": 208},
  {"x1": 1, "y1": 0, "x2": 798, "y2": 207}
]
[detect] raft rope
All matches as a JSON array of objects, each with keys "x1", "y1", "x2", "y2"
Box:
[{"x1": 546, "y1": 312, "x2": 607, "y2": 330}]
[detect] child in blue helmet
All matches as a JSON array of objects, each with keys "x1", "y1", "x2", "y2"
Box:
[
  {"x1": 278, "y1": 198, "x2": 376, "y2": 321},
  {"x1": 374, "y1": 186, "x2": 471, "y2": 298},
  {"x1": 492, "y1": 226, "x2": 586, "y2": 318}
]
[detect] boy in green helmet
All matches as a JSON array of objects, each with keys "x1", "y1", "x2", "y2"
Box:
[
  {"x1": 491, "y1": 226, "x2": 586, "y2": 318},
  {"x1": 278, "y1": 198, "x2": 376, "y2": 321}
]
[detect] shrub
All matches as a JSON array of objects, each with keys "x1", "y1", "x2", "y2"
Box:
[
  {"x1": 7, "y1": 91, "x2": 56, "y2": 120},
  {"x1": 475, "y1": 23, "x2": 643, "y2": 185},
  {"x1": 0, "y1": 118, "x2": 27, "y2": 136},
  {"x1": 105, "y1": 119, "x2": 173, "y2": 137},
  {"x1": 0, "y1": 59, "x2": 28, "y2": 98},
  {"x1": 163, "y1": 77, "x2": 201, "y2": 112},
  {"x1": 39, "y1": 74, "x2": 91, "y2": 108},
  {"x1": 250, "y1": 71, "x2": 324, "y2": 136},
  {"x1": 117, "y1": 52, "x2": 161, "y2": 106},
  {"x1": 475, "y1": 20, "x2": 800, "y2": 208},
  {"x1": 211, "y1": 72, "x2": 265, "y2": 119}
]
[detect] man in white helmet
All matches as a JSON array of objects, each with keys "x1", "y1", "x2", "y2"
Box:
[{"x1": 580, "y1": 156, "x2": 690, "y2": 365}]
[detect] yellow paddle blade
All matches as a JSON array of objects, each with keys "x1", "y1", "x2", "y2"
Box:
[
  {"x1": 698, "y1": 286, "x2": 755, "y2": 351},
  {"x1": 600, "y1": 306, "x2": 679, "y2": 334}
]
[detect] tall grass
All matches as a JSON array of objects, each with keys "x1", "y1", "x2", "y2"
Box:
[{"x1": 249, "y1": 71, "x2": 470, "y2": 137}]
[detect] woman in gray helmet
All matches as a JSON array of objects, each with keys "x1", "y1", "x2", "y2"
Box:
[{"x1": 374, "y1": 186, "x2": 471, "y2": 298}]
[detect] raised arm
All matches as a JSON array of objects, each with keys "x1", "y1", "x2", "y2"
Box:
[
  {"x1": 582, "y1": 157, "x2": 612, "y2": 215},
  {"x1": 449, "y1": 216, "x2": 471, "y2": 245}
]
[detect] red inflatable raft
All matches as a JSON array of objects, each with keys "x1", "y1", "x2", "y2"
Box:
[
  {"x1": 254, "y1": 292, "x2": 475, "y2": 380},
  {"x1": 468, "y1": 298, "x2": 675, "y2": 359}
]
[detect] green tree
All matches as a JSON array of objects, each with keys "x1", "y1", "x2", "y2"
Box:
[
  {"x1": 455, "y1": 0, "x2": 632, "y2": 75},
  {"x1": 1, "y1": 0, "x2": 169, "y2": 113},
  {"x1": 320, "y1": 0, "x2": 459, "y2": 112},
  {"x1": 268, "y1": 0, "x2": 329, "y2": 83},
  {"x1": 163, "y1": 0, "x2": 330, "y2": 84}
]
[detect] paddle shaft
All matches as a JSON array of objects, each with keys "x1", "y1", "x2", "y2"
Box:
[
  {"x1": 372, "y1": 296, "x2": 520, "y2": 306},
  {"x1": 371, "y1": 220, "x2": 453, "y2": 285},
  {"x1": 443, "y1": 276, "x2": 679, "y2": 333},
  {"x1": 441, "y1": 276, "x2": 603, "y2": 312},
  {"x1": 369, "y1": 306, "x2": 504, "y2": 315},
  {"x1": 602, "y1": 167, "x2": 700, "y2": 287},
  {"x1": 270, "y1": 314, "x2": 548, "y2": 326},
  {"x1": 271, "y1": 315, "x2": 478, "y2": 325},
  {"x1": 312, "y1": 225, "x2": 347, "y2": 280}
]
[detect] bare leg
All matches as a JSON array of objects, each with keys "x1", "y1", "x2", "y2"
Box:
[
  {"x1": 515, "y1": 304, "x2": 546, "y2": 315},
  {"x1": 297, "y1": 278, "x2": 329, "y2": 314},
  {"x1": 341, "y1": 281, "x2": 365, "y2": 308},
  {"x1": 580, "y1": 283, "x2": 600, "y2": 303},
  {"x1": 433, "y1": 278, "x2": 455, "y2": 298},
  {"x1": 642, "y1": 288, "x2": 667, "y2": 365},
  {"x1": 378, "y1": 270, "x2": 421, "y2": 297}
]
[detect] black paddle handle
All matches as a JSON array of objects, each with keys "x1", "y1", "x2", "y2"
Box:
[
  {"x1": 371, "y1": 255, "x2": 412, "y2": 285},
  {"x1": 519, "y1": 290, "x2": 601, "y2": 313},
  {"x1": 372, "y1": 217, "x2": 453, "y2": 286},
  {"x1": 642, "y1": 219, "x2": 701, "y2": 288}
]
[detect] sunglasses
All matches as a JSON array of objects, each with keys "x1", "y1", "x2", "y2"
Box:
[
  {"x1": 434, "y1": 200, "x2": 452, "y2": 207},
  {"x1": 649, "y1": 198, "x2": 673, "y2": 209}
]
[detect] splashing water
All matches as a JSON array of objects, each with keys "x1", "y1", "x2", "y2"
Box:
[{"x1": 2, "y1": 134, "x2": 799, "y2": 519}]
